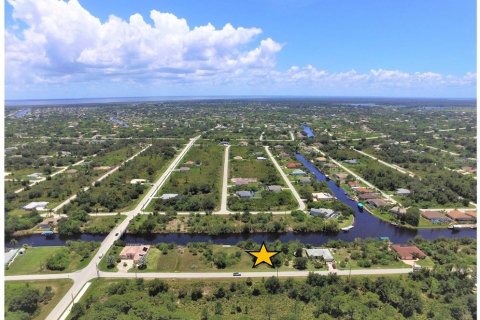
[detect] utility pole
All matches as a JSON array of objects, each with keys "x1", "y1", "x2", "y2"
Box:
[{"x1": 349, "y1": 261, "x2": 352, "y2": 282}]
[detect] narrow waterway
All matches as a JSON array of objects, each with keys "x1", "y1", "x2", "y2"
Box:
[{"x1": 12, "y1": 154, "x2": 475, "y2": 247}]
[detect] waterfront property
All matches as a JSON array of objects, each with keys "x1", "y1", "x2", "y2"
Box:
[
  {"x1": 119, "y1": 245, "x2": 151, "y2": 264},
  {"x1": 391, "y1": 244, "x2": 426, "y2": 260},
  {"x1": 305, "y1": 248, "x2": 334, "y2": 262},
  {"x1": 446, "y1": 210, "x2": 476, "y2": 222}
]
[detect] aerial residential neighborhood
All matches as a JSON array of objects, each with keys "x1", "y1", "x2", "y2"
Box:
[{"x1": 3, "y1": 0, "x2": 477, "y2": 319}]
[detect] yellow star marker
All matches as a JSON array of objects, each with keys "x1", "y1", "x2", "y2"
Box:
[{"x1": 246, "y1": 242, "x2": 280, "y2": 267}]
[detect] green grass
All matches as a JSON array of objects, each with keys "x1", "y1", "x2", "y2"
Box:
[
  {"x1": 415, "y1": 257, "x2": 435, "y2": 268},
  {"x1": 332, "y1": 248, "x2": 410, "y2": 270},
  {"x1": 133, "y1": 245, "x2": 325, "y2": 273},
  {"x1": 148, "y1": 143, "x2": 224, "y2": 211},
  {"x1": 5, "y1": 279, "x2": 73, "y2": 320},
  {"x1": 82, "y1": 215, "x2": 126, "y2": 234},
  {"x1": 6, "y1": 246, "x2": 98, "y2": 275}
]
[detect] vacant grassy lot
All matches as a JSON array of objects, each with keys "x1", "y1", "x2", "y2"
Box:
[
  {"x1": 149, "y1": 143, "x2": 224, "y2": 212},
  {"x1": 6, "y1": 243, "x2": 99, "y2": 275},
  {"x1": 5, "y1": 279, "x2": 73, "y2": 320}
]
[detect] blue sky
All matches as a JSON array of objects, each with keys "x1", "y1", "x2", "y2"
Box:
[{"x1": 5, "y1": 0, "x2": 477, "y2": 99}]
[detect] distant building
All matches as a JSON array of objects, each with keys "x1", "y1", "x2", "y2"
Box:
[
  {"x1": 305, "y1": 248, "x2": 334, "y2": 262},
  {"x1": 23, "y1": 201, "x2": 49, "y2": 211},
  {"x1": 298, "y1": 177, "x2": 312, "y2": 185},
  {"x1": 421, "y1": 211, "x2": 451, "y2": 224},
  {"x1": 257, "y1": 156, "x2": 267, "y2": 160},
  {"x1": 390, "y1": 206, "x2": 407, "y2": 216},
  {"x1": 287, "y1": 162, "x2": 302, "y2": 169},
  {"x1": 334, "y1": 173, "x2": 348, "y2": 181},
  {"x1": 231, "y1": 178, "x2": 257, "y2": 185},
  {"x1": 395, "y1": 188, "x2": 411, "y2": 196},
  {"x1": 159, "y1": 193, "x2": 178, "y2": 200},
  {"x1": 236, "y1": 191, "x2": 254, "y2": 199},
  {"x1": 177, "y1": 167, "x2": 190, "y2": 172},
  {"x1": 26, "y1": 173, "x2": 42, "y2": 180},
  {"x1": 119, "y1": 245, "x2": 151, "y2": 264},
  {"x1": 130, "y1": 179, "x2": 147, "y2": 184},
  {"x1": 5, "y1": 248, "x2": 20, "y2": 266},
  {"x1": 233, "y1": 156, "x2": 243, "y2": 160},
  {"x1": 358, "y1": 193, "x2": 381, "y2": 200},
  {"x1": 353, "y1": 187, "x2": 373, "y2": 193},
  {"x1": 446, "y1": 210, "x2": 476, "y2": 222},
  {"x1": 291, "y1": 169, "x2": 306, "y2": 176},
  {"x1": 344, "y1": 159, "x2": 358, "y2": 164},
  {"x1": 391, "y1": 244, "x2": 426, "y2": 260},
  {"x1": 366, "y1": 199, "x2": 388, "y2": 208},
  {"x1": 315, "y1": 157, "x2": 327, "y2": 162},
  {"x1": 310, "y1": 208, "x2": 339, "y2": 219},
  {"x1": 266, "y1": 185, "x2": 282, "y2": 193},
  {"x1": 312, "y1": 192, "x2": 335, "y2": 201}
]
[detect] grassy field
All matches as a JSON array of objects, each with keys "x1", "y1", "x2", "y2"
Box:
[
  {"x1": 332, "y1": 248, "x2": 410, "y2": 270},
  {"x1": 148, "y1": 143, "x2": 224, "y2": 212},
  {"x1": 5, "y1": 279, "x2": 73, "y2": 320},
  {"x1": 82, "y1": 215, "x2": 126, "y2": 234},
  {"x1": 230, "y1": 146, "x2": 285, "y2": 186},
  {"x1": 6, "y1": 245, "x2": 99, "y2": 275},
  {"x1": 135, "y1": 245, "x2": 315, "y2": 273}
]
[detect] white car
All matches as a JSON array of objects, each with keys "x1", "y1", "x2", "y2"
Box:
[{"x1": 99, "y1": 253, "x2": 104, "y2": 259}]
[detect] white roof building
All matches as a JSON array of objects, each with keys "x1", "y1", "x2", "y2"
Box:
[
  {"x1": 305, "y1": 248, "x2": 334, "y2": 262},
  {"x1": 23, "y1": 202, "x2": 49, "y2": 210},
  {"x1": 312, "y1": 192, "x2": 336, "y2": 201},
  {"x1": 159, "y1": 194, "x2": 178, "y2": 200}
]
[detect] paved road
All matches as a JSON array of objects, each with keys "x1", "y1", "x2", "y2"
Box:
[
  {"x1": 419, "y1": 144, "x2": 460, "y2": 156},
  {"x1": 6, "y1": 267, "x2": 412, "y2": 282},
  {"x1": 51, "y1": 144, "x2": 152, "y2": 213},
  {"x1": 219, "y1": 145, "x2": 230, "y2": 214},
  {"x1": 312, "y1": 147, "x2": 397, "y2": 205},
  {"x1": 43, "y1": 137, "x2": 199, "y2": 320},
  {"x1": 352, "y1": 148, "x2": 416, "y2": 178},
  {"x1": 265, "y1": 146, "x2": 306, "y2": 210}
]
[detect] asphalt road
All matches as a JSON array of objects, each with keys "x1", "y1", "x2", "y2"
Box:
[{"x1": 42, "y1": 136, "x2": 200, "y2": 320}]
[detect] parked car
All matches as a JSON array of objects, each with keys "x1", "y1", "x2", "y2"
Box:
[{"x1": 233, "y1": 272, "x2": 241, "y2": 277}]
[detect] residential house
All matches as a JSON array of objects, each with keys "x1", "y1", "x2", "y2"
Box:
[
  {"x1": 391, "y1": 244, "x2": 426, "y2": 260},
  {"x1": 287, "y1": 162, "x2": 302, "y2": 169},
  {"x1": 266, "y1": 185, "x2": 282, "y2": 193},
  {"x1": 344, "y1": 159, "x2": 358, "y2": 164},
  {"x1": 23, "y1": 201, "x2": 49, "y2": 211},
  {"x1": 236, "y1": 191, "x2": 254, "y2": 199},
  {"x1": 159, "y1": 194, "x2": 178, "y2": 200},
  {"x1": 305, "y1": 248, "x2": 334, "y2": 262},
  {"x1": 310, "y1": 208, "x2": 339, "y2": 219},
  {"x1": 446, "y1": 210, "x2": 476, "y2": 222},
  {"x1": 421, "y1": 211, "x2": 451, "y2": 224},
  {"x1": 119, "y1": 245, "x2": 151, "y2": 264},
  {"x1": 298, "y1": 177, "x2": 312, "y2": 185},
  {"x1": 334, "y1": 173, "x2": 348, "y2": 182},
  {"x1": 291, "y1": 169, "x2": 306, "y2": 176},
  {"x1": 395, "y1": 188, "x2": 411, "y2": 196},
  {"x1": 312, "y1": 192, "x2": 335, "y2": 201},
  {"x1": 366, "y1": 199, "x2": 388, "y2": 208}
]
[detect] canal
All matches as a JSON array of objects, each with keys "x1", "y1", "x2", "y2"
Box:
[{"x1": 12, "y1": 154, "x2": 476, "y2": 247}]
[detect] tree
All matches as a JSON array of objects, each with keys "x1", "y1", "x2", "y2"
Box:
[
  {"x1": 147, "y1": 279, "x2": 169, "y2": 296},
  {"x1": 294, "y1": 257, "x2": 308, "y2": 270},
  {"x1": 107, "y1": 255, "x2": 115, "y2": 269},
  {"x1": 264, "y1": 276, "x2": 281, "y2": 294},
  {"x1": 8, "y1": 286, "x2": 40, "y2": 314},
  {"x1": 191, "y1": 288, "x2": 203, "y2": 301}
]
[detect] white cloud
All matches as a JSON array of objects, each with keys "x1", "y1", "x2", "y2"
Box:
[
  {"x1": 5, "y1": 0, "x2": 476, "y2": 98},
  {"x1": 6, "y1": 0, "x2": 278, "y2": 85}
]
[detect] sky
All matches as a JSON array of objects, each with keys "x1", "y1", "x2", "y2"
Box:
[{"x1": 5, "y1": 0, "x2": 477, "y2": 99}]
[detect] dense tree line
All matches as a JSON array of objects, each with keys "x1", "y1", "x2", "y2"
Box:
[{"x1": 68, "y1": 267, "x2": 476, "y2": 320}]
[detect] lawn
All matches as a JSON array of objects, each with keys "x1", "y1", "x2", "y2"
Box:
[
  {"x1": 332, "y1": 248, "x2": 410, "y2": 270},
  {"x1": 82, "y1": 214, "x2": 126, "y2": 234},
  {"x1": 5, "y1": 279, "x2": 73, "y2": 320},
  {"x1": 6, "y1": 244, "x2": 99, "y2": 275}
]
